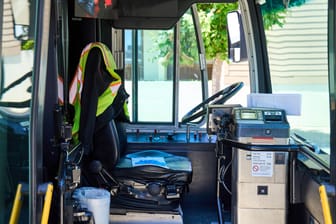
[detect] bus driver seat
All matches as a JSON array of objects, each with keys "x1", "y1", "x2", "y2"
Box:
[{"x1": 70, "y1": 42, "x2": 192, "y2": 210}]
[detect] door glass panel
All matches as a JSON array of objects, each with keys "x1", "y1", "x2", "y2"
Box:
[{"x1": 0, "y1": 0, "x2": 35, "y2": 222}]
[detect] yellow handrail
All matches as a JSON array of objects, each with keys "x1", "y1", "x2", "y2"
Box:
[
  {"x1": 9, "y1": 184, "x2": 23, "y2": 224},
  {"x1": 319, "y1": 185, "x2": 333, "y2": 224},
  {"x1": 41, "y1": 183, "x2": 54, "y2": 224},
  {"x1": 9, "y1": 183, "x2": 53, "y2": 224}
]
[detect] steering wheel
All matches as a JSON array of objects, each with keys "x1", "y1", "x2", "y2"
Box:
[{"x1": 181, "y1": 82, "x2": 244, "y2": 124}]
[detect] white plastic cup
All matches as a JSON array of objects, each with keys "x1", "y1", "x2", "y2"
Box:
[{"x1": 73, "y1": 187, "x2": 110, "y2": 224}]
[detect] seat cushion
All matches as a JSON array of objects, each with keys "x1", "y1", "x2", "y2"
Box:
[{"x1": 112, "y1": 150, "x2": 192, "y2": 184}]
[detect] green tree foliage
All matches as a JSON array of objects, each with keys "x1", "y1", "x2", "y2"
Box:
[
  {"x1": 21, "y1": 40, "x2": 34, "y2": 50},
  {"x1": 151, "y1": 11, "x2": 199, "y2": 66},
  {"x1": 152, "y1": 29, "x2": 174, "y2": 66},
  {"x1": 261, "y1": 0, "x2": 306, "y2": 29},
  {"x1": 197, "y1": 3, "x2": 238, "y2": 60},
  {"x1": 179, "y1": 13, "x2": 199, "y2": 65},
  {"x1": 153, "y1": 0, "x2": 307, "y2": 65},
  {"x1": 197, "y1": 0, "x2": 307, "y2": 60}
]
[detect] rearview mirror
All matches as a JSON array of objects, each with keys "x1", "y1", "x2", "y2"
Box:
[{"x1": 227, "y1": 11, "x2": 247, "y2": 62}]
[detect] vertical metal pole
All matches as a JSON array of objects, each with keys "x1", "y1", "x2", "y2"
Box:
[
  {"x1": 30, "y1": 0, "x2": 52, "y2": 223},
  {"x1": 216, "y1": 155, "x2": 224, "y2": 224},
  {"x1": 132, "y1": 30, "x2": 138, "y2": 122},
  {"x1": 328, "y1": 0, "x2": 336, "y2": 221},
  {"x1": 0, "y1": 2, "x2": 5, "y2": 223},
  {"x1": 191, "y1": 5, "x2": 209, "y2": 101},
  {"x1": 0, "y1": 0, "x2": 3, "y2": 97}
]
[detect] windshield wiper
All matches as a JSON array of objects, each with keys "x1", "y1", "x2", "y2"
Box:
[
  {"x1": 292, "y1": 133, "x2": 320, "y2": 154},
  {"x1": 292, "y1": 133, "x2": 330, "y2": 174}
]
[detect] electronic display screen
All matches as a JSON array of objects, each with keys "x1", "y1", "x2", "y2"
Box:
[
  {"x1": 240, "y1": 111, "x2": 257, "y2": 120},
  {"x1": 75, "y1": 0, "x2": 118, "y2": 19}
]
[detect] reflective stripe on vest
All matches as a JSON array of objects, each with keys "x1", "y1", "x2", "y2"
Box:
[
  {"x1": 69, "y1": 42, "x2": 122, "y2": 142},
  {"x1": 57, "y1": 75, "x2": 64, "y2": 104}
]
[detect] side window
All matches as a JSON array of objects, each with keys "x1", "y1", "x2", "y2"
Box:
[
  {"x1": 198, "y1": 3, "x2": 250, "y2": 108},
  {"x1": 0, "y1": 0, "x2": 34, "y2": 221},
  {"x1": 124, "y1": 29, "x2": 175, "y2": 123},
  {"x1": 178, "y1": 9, "x2": 205, "y2": 121},
  {"x1": 261, "y1": 0, "x2": 329, "y2": 154}
]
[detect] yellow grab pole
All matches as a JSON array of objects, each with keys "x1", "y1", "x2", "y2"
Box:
[
  {"x1": 40, "y1": 183, "x2": 54, "y2": 224},
  {"x1": 9, "y1": 184, "x2": 23, "y2": 224},
  {"x1": 319, "y1": 185, "x2": 333, "y2": 224}
]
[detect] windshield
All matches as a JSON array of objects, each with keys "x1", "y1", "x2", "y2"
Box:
[{"x1": 261, "y1": 0, "x2": 329, "y2": 155}]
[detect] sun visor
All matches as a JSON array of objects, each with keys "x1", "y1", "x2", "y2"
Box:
[
  {"x1": 74, "y1": 0, "x2": 237, "y2": 29},
  {"x1": 247, "y1": 93, "x2": 302, "y2": 115}
]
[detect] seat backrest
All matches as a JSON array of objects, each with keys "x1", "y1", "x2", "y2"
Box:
[
  {"x1": 92, "y1": 120, "x2": 120, "y2": 170},
  {"x1": 92, "y1": 120, "x2": 128, "y2": 171}
]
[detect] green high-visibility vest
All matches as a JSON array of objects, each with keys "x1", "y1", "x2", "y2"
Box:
[{"x1": 69, "y1": 42, "x2": 129, "y2": 143}]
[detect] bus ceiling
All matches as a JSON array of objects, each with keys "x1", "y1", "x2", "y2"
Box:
[{"x1": 74, "y1": 0, "x2": 237, "y2": 29}]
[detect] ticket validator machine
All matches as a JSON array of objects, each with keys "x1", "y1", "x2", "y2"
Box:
[{"x1": 231, "y1": 107, "x2": 290, "y2": 224}]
